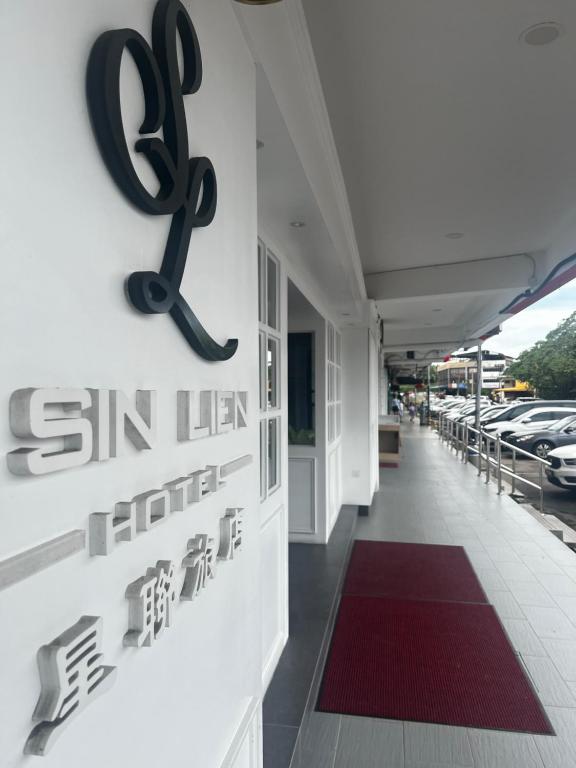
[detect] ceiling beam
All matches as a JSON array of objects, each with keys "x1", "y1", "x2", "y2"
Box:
[{"x1": 366, "y1": 253, "x2": 535, "y2": 301}]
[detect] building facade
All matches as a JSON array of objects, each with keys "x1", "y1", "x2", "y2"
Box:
[
  {"x1": 4, "y1": 2, "x2": 576, "y2": 767},
  {"x1": 436, "y1": 352, "x2": 515, "y2": 393}
]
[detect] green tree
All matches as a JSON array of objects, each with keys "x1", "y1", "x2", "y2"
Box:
[{"x1": 505, "y1": 311, "x2": 576, "y2": 398}]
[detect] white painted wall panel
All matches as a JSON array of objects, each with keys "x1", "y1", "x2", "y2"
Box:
[
  {"x1": 260, "y1": 506, "x2": 288, "y2": 690},
  {"x1": 342, "y1": 328, "x2": 379, "y2": 506},
  {"x1": 0, "y1": 1, "x2": 261, "y2": 766},
  {"x1": 288, "y1": 458, "x2": 316, "y2": 534}
]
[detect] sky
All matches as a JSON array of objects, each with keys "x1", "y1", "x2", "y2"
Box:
[{"x1": 485, "y1": 278, "x2": 576, "y2": 359}]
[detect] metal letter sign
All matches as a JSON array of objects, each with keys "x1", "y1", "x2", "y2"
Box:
[
  {"x1": 25, "y1": 617, "x2": 116, "y2": 756},
  {"x1": 87, "y1": 0, "x2": 238, "y2": 361}
]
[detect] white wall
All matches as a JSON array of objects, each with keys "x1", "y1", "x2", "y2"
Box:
[
  {"x1": 0, "y1": 2, "x2": 262, "y2": 767},
  {"x1": 379, "y1": 356, "x2": 390, "y2": 417},
  {"x1": 342, "y1": 328, "x2": 379, "y2": 507}
]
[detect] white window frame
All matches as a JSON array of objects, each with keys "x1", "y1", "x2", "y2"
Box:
[
  {"x1": 327, "y1": 323, "x2": 342, "y2": 443},
  {"x1": 258, "y1": 239, "x2": 282, "y2": 500}
]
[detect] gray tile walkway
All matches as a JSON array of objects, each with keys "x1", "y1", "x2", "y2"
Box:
[{"x1": 291, "y1": 424, "x2": 576, "y2": 767}]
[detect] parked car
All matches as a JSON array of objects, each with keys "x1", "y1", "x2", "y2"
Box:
[
  {"x1": 461, "y1": 404, "x2": 509, "y2": 425},
  {"x1": 481, "y1": 399, "x2": 576, "y2": 427},
  {"x1": 483, "y1": 407, "x2": 576, "y2": 441},
  {"x1": 507, "y1": 415, "x2": 576, "y2": 458},
  {"x1": 546, "y1": 445, "x2": 576, "y2": 491}
]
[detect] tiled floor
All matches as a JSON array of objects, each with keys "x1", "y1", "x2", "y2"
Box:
[
  {"x1": 290, "y1": 423, "x2": 576, "y2": 768},
  {"x1": 263, "y1": 507, "x2": 357, "y2": 768}
]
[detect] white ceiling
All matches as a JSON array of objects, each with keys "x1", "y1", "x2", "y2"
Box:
[
  {"x1": 237, "y1": 0, "x2": 576, "y2": 356},
  {"x1": 256, "y1": 67, "x2": 362, "y2": 315},
  {"x1": 302, "y1": 0, "x2": 576, "y2": 276}
]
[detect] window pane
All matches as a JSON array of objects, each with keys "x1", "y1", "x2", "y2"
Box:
[
  {"x1": 259, "y1": 331, "x2": 266, "y2": 411},
  {"x1": 260, "y1": 420, "x2": 267, "y2": 500},
  {"x1": 267, "y1": 254, "x2": 278, "y2": 329},
  {"x1": 328, "y1": 404, "x2": 335, "y2": 443},
  {"x1": 268, "y1": 417, "x2": 279, "y2": 490},
  {"x1": 258, "y1": 242, "x2": 265, "y2": 324},
  {"x1": 327, "y1": 324, "x2": 335, "y2": 363},
  {"x1": 288, "y1": 332, "x2": 315, "y2": 446},
  {"x1": 267, "y1": 337, "x2": 279, "y2": 409}
]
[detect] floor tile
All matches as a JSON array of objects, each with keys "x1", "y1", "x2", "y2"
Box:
[
  {"x1": 501, "y1": 618, "x2": 547, "y2": 656},
  {"x1": 507, "y1": 581, "x2": 557, "y2": 607},
  {"x1": 475, "y1": 568, "x2": 507, "y2": 591},
  {"x1": 296, "y1": 712, "x2": 340, "y2": 768},
  {"x1": 263, "y1": 725, "x2": 298, "y2": 768},
  {"x1": 333, "y1": 717, "x2": 404, "y2": 768},
  {"x1": 468, "y1": 729, "x2": 544, "y2": 768},
  {"x1": 521, "y1": 656, "x2": 576, "y2": 707},
  {"x1": 522, "y1": 606, "x2": 576, "y2": 640},
  {"x1": 534, "y1": 707, "x2": 576, "y2": 767},
  {"x1": 537, "y1": 574, "x2": 576, "y2": 598},
  {"x1": 521, "y1": 555, "x2": 564, "y2": 576},
  {"x1": 541, "y1": 638, "x2": 576, "y2": 682},
  {"x1": 485, "y1": 546, "x2": 521, "y2": 564},
  {"x1": 496, "y1": 561, "x2": 539, "y2": 584},
  {"x1": 552, "y1": 596, "x2": 576, "y2": 623},
  {"x1": 404, "y1": 721, "x2": 473, "y2": 766},
  {"x1": 488, "y1": 590, "x2": 525, "y2": 620}
]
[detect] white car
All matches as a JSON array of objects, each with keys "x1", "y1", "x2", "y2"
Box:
[
  {"x1": 461, "y1": 404, "x2": 509, "y2": 425},
  {"x1": 546, "y1": 446, "x2": 576, "y2": 490},
  {"x1": 483, "y1": 406, "x2": 576, "y2": 441}
]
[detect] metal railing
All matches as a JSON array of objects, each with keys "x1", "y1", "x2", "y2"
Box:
[{"x1": 437, "y1": 412, "x2": 551, "y2": 513}]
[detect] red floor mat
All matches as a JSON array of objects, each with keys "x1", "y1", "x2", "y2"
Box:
[
  {"x1": 344, "y1": 540, "x2": 488, "y2": 604},
  {"x1": 317, "y1": 596, "x2": 553, "y2": 734}
]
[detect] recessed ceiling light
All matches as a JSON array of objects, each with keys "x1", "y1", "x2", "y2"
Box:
[
  {"x1": 445, "y1": 232, "x2": 464, "y2": 239},
  {"x1": 290, "y1": 221, "x2": 305, "y2": 228},
  {"x1": 521, "y1": 22, "x2": 563, "y2": 46}
]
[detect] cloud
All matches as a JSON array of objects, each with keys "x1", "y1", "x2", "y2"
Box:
[
  {"x1": 487, "y1": 277, "x2": 576, "y2": 357},
  {"x1": 488, "y1": 307, "x2": 573, "y2": 357}
]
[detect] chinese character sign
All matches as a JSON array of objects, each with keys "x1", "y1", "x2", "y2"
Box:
[
  {"x1": 181, "y1": 534, "x2": 216, "y2": 601},
  {"x1": 124, "y1": 560, "x2": 178, "y2": 647},
  {"x1": 25, "y1": 616, "x2": 116, "y2": 756}
]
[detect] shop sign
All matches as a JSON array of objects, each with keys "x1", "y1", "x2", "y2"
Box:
[
  {"x1": 5, "y1": 387, "x2": 251, "y2": 755},
  {"x1": 87, "y1": 0, "x2": 238, "y2": 361}
]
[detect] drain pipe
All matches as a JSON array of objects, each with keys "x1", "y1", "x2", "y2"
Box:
[{"x1": 475, "y1": 343, "x2": 483, "y2": 433}]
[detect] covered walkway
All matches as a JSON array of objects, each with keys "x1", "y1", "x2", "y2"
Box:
[{"x1": 291, "y1": 424, "x2": 576, "y2": 768}]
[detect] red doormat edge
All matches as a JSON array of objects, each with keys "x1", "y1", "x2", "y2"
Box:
[
  {"x1": 344, "y1": 540, "x2": 489, "y2": 605},
  {"x1": 316, "y1": 595, "x2": 554, "y2": 735}
]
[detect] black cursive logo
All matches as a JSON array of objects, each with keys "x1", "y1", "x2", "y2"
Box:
[{"x1": 87, "y1": 0, "x2": 238, "y2": 361}]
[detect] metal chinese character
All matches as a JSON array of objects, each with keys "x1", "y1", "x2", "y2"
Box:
[
  {"x1": 124, "y1": 560, "x2": 178, "y2": 647},
  {"x1": 24, "y1": 616, "x2": 116, "y2": 756},
  {"x1": 181, "y1": 534, "x2": 216, "y2": 600},
  {"x1": 217, "y1": 508, "x2": 243, "y2": 561}
]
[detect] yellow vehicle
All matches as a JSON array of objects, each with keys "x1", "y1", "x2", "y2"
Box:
[{"x1": 493, "y1": 379, "x2": 534, "y2": 402}]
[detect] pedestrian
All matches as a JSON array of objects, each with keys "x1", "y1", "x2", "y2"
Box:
[
  {"x1": 409, "y1": 402, "x2": 417, "y2": 423},
  {"x1": 391, "y1": 396, "x2": 400, "y2": 422}
]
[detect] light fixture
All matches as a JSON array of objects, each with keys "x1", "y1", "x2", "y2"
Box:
[
  {"x1": 521, "y1": 22, "x2": 563, "y2": 46},
  {"x1": 432, "y1": 308, "x2": 442, "y2": 312},
  {"x1": 445, "y1": 232, "x2": 464, "y2": 240},
  {"x1": 256, "y1": 139, "x2": 264, "y2": 150},
  {"x1": 234, "y1": 0, "x2": 283, "y2": 5},
  {"x1": 290, "y1": 221, "x2": 305, "y2": 228}
]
